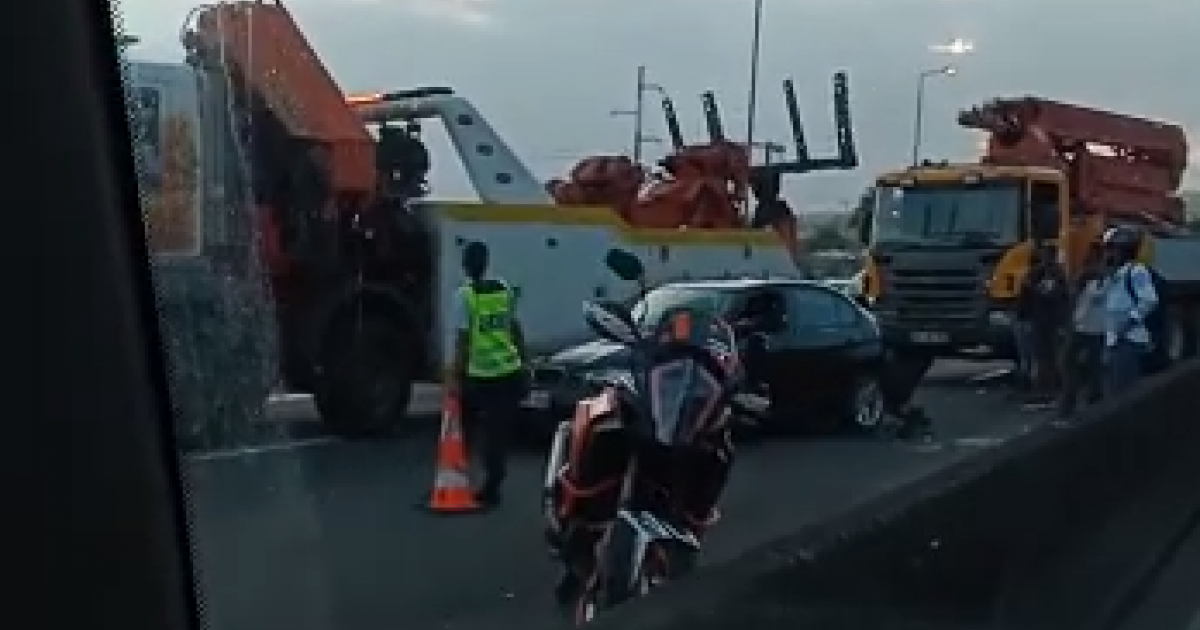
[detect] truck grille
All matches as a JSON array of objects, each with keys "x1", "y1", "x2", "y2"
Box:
[{"x1": 877, "y1": 267, "x2": 987, "y2": 328}]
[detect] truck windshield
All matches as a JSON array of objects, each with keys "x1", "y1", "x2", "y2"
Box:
[{"x1": 872, "y1": 183, "x2": 1022, "y2": 248}]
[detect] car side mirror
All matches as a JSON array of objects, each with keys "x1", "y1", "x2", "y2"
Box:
[
  {"x1": 850, "y1": 189, "x2": 874, "y2": 245},
  {"x1": 853, "y1": 209, "x2": 872, "y2": 246}
]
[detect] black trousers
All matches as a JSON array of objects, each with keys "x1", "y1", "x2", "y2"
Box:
[
  {"x1": 1058, "y1": 331, "x2": 1104, "y2": 416},
  {"x1": 462, "y1": 370, "x2": 527, "y2": 493},
  {"x1": 1030, "y1": 322, "x2": 1064, "y2": 395}
]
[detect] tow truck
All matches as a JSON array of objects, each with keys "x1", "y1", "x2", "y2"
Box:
[
  {"x1": 128, "y1": 0, "x2": 859, "y2": 441},
  {"x1": 853, "y1": 97, "x2": 1200, "y2": 365}
]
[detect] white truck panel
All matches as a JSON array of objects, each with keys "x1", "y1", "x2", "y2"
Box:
[
  {"x1": 125, "y1": 61, "x2": 807, "y2": 373},
  {"x1": 429, "y1": 204, "x2": 801, "y2": 369}
]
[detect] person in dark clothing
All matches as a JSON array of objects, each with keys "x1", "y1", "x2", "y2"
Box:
[
  {"x1": 1016, "y1": 245, "x2": 1070, "y2": 407},
  {"x1": 880, "y1": 351, "x2": 935, "y2": 440},
  {"x1": 449, "y1": 241, "x2": 528, "y2": 506},
  {"x1": 1057, "y1": 244, "x2": 1108, "y2": 419}
]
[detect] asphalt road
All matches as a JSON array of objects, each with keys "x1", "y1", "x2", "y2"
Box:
[{"x1": 183, "y1": 361, "x2": 1045, "y2": 630}]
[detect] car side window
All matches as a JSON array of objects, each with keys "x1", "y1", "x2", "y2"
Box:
[
  {"x1": 783, "y1": 287, "x2": 842, "y2": 331},
  {"x1": 829, "y1": 293, "x2": 861, "y2": 327}
]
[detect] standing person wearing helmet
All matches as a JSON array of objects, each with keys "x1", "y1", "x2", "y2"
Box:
[
  {"x1": 1015, "y1": 243, "x2": 1070, "y2": 408},
  {"x1": 449, "y1": 240, "x2": 529, "y2": 507},
  {"x1": 1101, "y1": 226, "x2": 1159, "y2": 392}
]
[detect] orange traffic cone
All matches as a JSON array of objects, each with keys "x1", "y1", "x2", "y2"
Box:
[{"x1": 422, "y1": 392, "x2": 482, "y2": 514}]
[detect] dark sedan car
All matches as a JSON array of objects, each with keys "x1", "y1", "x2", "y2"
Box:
[{"x1": 522, "y1": 278, "x2": 891, "y2": 435}]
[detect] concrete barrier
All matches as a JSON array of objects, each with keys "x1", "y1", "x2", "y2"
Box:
[{"x1": 587, "y1": 360, "x2": 1200, "y2": 630}]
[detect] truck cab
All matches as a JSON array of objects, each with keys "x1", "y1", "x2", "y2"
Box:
[
  {"x1": 858, "y1": 163, "x2": 1067, "y2": 357},
  {"x1": 857, "y1": 95, "x2": 1200, "y2": 363}
]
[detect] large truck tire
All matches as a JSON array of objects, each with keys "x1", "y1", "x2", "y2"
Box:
[
  {"x1": 151, "y1": 259, "x2": 276, "y2": 452},
  {"x1": 315, "y1": 311, "x2": 415, "y2": 439}
]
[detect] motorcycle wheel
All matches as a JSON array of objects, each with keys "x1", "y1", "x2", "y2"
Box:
[
  {"x1": 574, "y1": 585, "x2": 600, "y2": 625},
  {"x1": 574, "y1": 521, "x2": 648, "y2": 624},
  {"x1": 658, "y1": 540, "x2": 697, "y2": 580}
]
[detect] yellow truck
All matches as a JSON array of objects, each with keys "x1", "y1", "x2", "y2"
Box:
[{"x1": 853, "y1": 97, "x2": 1200, "y2": 363}]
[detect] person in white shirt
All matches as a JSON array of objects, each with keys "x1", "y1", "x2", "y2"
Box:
[
  {"x1": 1057, "y1": 244, "x2": 1107, "y2": 418},
  {"x1": 1100, "y1": 226, "x2": 1159, "y2": 393}
]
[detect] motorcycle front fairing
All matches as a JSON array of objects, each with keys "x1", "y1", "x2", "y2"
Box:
[
  {"x1": 627, "y1": 314, "x2": 739, "y2": 447},
  {"x1": 548, "y1": 308, "x2": 737, "y2": 586}
]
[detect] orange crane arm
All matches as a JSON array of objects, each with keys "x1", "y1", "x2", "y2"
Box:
[
  {"x1": 960, "y1": 96, "x2": 1189, "y2": 227},
  {"x1": 185, "y1": 0, "x2": 376, "y2": 196}
]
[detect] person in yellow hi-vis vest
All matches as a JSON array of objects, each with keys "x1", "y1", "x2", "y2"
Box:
[{"x1": 448, "y1": 241, "x2": 528, "y2": 506}]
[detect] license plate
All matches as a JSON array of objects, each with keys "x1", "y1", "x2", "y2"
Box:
[
  {"x1": 910, "y1": 331, "x2": 949, "y2": 344},
  {"x1": 523, "y1": 389, "x2": 551, "y2": 409}
]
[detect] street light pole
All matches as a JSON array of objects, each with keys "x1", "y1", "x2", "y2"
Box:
[
  {"x1": 745, "y1": 0, "x2": 765, "y2": 154},
  {"x1": 910, "y1": 65, "x2": 955, "y2": 166}
]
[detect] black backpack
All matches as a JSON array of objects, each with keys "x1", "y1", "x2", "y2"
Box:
[{"x1": 1124, "y1": 264, "x2": 1171, "y2": 372}]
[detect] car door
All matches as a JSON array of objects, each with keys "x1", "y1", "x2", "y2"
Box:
[
  {"x1": 835, "y1": 292, "x2": 887, "y2": 379},
  {"x1": 723, "y1": 289, "x2": 780, "y2": 392},
  {"x1": 771, "y1": 285, "x2": 860, "y2": 409}
]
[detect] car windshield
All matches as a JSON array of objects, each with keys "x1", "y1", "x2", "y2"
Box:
[
  {"x1": 631, "y1": 287, "x2": 734, "y2": 329},
  {"x1": 872, "y1": 182, "x2": 1023, "y2": 248}
]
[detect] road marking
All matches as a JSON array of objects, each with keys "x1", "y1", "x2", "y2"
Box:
[
  {"x1": 900, "y1": 439, "x2": 946, "y2": 453},
  {"x1": 268, "y1": 392, "x2": 313, "y2": 404},
  {"x1": 952, "y1": 436, "x2": 1006, "y2": 448},
  {"x1": 895, "y1": 434, "x2": 1015, "y2": 454},
  {"x1": 186, "y1": 436, "x2": 338, "y2": 462}
]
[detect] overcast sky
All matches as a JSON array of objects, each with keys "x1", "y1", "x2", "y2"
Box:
[{"x1": 120, "y1": 0, "x2": 1198, "y2": 207}]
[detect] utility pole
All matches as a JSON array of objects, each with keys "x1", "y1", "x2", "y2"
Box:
[
  {"x1": 633, "y1": 65, "x2": 647, "y2": 163},
  {"x1": 744, "y1": 0, "x2": 765, "y2": 155},
  {"x1": 117, "y1": 34, "x2": 141, "y2": 50},
  {"x1": 610, "y1": 65, "x2": 665, "y2": 163},
  {"x1": 750, "y1": 141, "x2": 786, "y2": 165}
]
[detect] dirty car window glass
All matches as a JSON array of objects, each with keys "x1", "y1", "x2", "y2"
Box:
[
  {"x1": 108, "y1": 0, "x2": 1197, "y2": 627},
  {"x1": 873, "y1": 182, "x2": 1022, "y2": 247}
]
